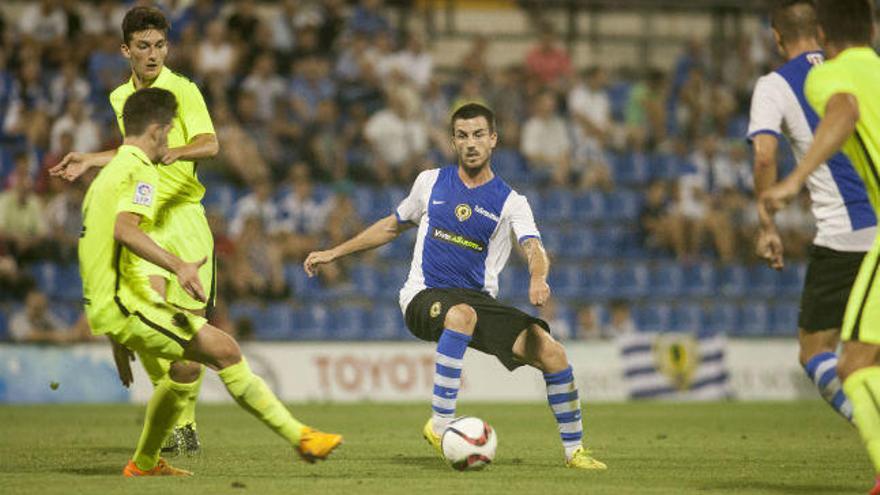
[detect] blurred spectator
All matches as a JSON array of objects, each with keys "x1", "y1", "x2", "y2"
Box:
[
  {"x1": 568, "y1": 66, "x2": 614, "y2": 190},
  {"x1": 81, "y1": 0, "x2": 125, "y2": 37},
  {"x1": 0, "y1": 252, "x2": 33, "y2": 301},
  {"x1": 236, "y1": 90, "x2": 282, "y2": 168},
  {"x1": 212, "y1": 103, "x2": 271, "y2": 184},
  {"x1": 226, "y1": 0, "x2": 261, "y2": 46},
  {"x1": 640, "y1": 180, "x2": 686, "y2": 260},
  {"x1": 575, "y1": 305, "x2": 604, "y2": 340},
  {"x1": 196, "y1": 20, "x2": 238, "y2": 85},
  {"x1": 306, "y1": 99, "x2": 347, "y2": 180},
  {"x1": 9, "y1": 290, "x2": 66, "y2": 343},
  {"x1": 269, "y1": 0, "x2": 304, "y2": 54},
  {"x1": 241, "y1": 52, "x2": 286, "y2": 123},
  {"x1": 48, "y1": 61, "x2": 90, "y2": 118},
  {"x1": 4, "y1": 59, "x2": 51, "y2": 146},
  {"x1": 276, "y1": 163, "x2": 329, "y2": 260},
  {"x1": 0, "y1": 163, "x2": 49, "y2": 262},
  {"x1": 316, "y1": 0, "x2": 346, "y2": 53},
  {"x1": 348, "y1": 0, "x2": 391, "y2": 37},
  {"x1": 170, "y1": 0, "x2": 219, "y2": 41},
  {"x1": 87, "y1": 32, "x2": 129, "y2": 95},
  {"x1": 44, "y1": 178, "x2": 84, "y2": 263},
  {"x1": 289, "y1": 56, "x2": 337, "y2": 123},
  {"x1": 49, "y1": 98, "x2": 100, "y2": 155},
  {"x1": 521, "y1": 91, "x2": 570, "y2": 185},
  {"x1": 775, "y1": 190, "x2": 814, "y2": 261},
  {"x1": 605, "y1": 300, "x2": 637, "y2": 337},
  {"x1": 625, "y1": 68, "x2": 668, "y2": 152},
  {"x1": 525, "y1": 28, "x2": 572, "y2": 89},
  {"x1": 364, "y1": 86, "x2": 428, "y2": 184},
  {"x1": 324, "y1": 180, "x2": 365, "y2": 249},
  {"x1": 230, "y1": 215, "x2": 288, "y2": 300},
  {"x1": 540, "y1": 298, "x2": 571, "y2": 341},
  {"x1": 459, "y1": 35, "x2": 490, "y2": 81},
  {"x1": 229, "y1": 179, "x2": 279, "y2": 238},
  {"x1": 18, "y1": 0, "x2": 68, "y2": 45},
  {"x1": 391, "y1": 32, "x2": 432, "y2": 90},
  {"x1": 364, "y1": 30, "x2": 398, "y2": 85}
]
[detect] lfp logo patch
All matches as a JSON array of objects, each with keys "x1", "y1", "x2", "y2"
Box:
[{"x1": 133, "y1": 182, "x2": 154, "y2": 206}]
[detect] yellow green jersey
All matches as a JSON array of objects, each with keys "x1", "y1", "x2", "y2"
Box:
[
  {"x1": 79, "y1": 145, "x2": 159, "y2": 335},
  {"x1": 109, "y1": 66, "x2": 215, "y2": 206},
  {"x1": 806, "y1": 47, "x2": 880, "y2": 212}
]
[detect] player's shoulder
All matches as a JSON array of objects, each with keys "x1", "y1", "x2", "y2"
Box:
[
  {"x1": 109, "y1": 80, "x2": 134, "y2": 109},
  {"x1": 414, "y1": 166, "x2": 442, "y2": 184}
]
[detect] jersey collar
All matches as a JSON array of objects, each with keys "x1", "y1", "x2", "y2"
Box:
[
  {"x1": 118, "y1": 144, "x2": 154, "y2": 166},
  {"x1": 128, "y1": 65, "x2": 171, "y2": 91}
]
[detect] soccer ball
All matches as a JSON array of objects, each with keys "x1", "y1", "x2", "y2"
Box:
[{"x1": 441, "y1": 416, "x2": 497, "y2": 471}]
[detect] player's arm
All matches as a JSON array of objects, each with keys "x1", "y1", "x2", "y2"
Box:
[
  {"x1": 752, "y1": 133, "x2": 785, "y2": 270},
  {"x1": 161, "y1": 132, "x2": 219, "y2": 165},
  {"x1": 522, "y1": 237, "x2": 550, "y2": 307},
  {"x1": 113, "y1": 211, "x2": 207, "y2": 302},
  {"x1": 303, "y1": 214, "x2": 414, "y2": 277},
  {"x1": 49, "y1": 149, "x2": 117, "y2": 181},
  {"x1": 761, "y1": 93, "x2": 860, "y2": 213}
]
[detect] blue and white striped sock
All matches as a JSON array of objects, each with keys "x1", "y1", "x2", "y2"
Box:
[
  {"x1": 545, "y1": 366, "x2": 583, "y2": 459},
  {"x1": 431, "y1": 329, "x2": 471, "y2": 435},
  {"x1": 805, "y1": 352, "x2": 853, "y2": 422}
]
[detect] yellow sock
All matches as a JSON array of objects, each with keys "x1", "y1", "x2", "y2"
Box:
[
  {"x1": 843, "y1": 366, "x2": 880, "y2": 473},
  {"x1": 132, "y1": 378, "x2": 194, "y2": 471},
  {"x1": 176, "y1": 366, "x2": 204, "y2": 427},
  {"x1": 218, "y1": 358, "x2": 305, "y2": 445}
]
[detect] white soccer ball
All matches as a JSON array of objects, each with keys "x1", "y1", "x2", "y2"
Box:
[{"x1": 441, "y1": 416, "x2": 497, "y2": 471}]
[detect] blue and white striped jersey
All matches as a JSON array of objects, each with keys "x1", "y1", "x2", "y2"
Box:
[
  {"x1": 748, "y1": 50, "x2": 876, "y2": 251},
  {"x1": 395, "y1": 166, "x2": 540, "y2": 313}
]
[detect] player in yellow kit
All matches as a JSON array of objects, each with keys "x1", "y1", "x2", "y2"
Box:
[
  {"x1": 80, "y1": 87, "x2": 341, "y2": 477},
  {"x1": 51, "y1": 6, "x2": 215, "y2": 455},
  {"x1": 760, "y1": 1, "x2": 880, "y2": 493}
]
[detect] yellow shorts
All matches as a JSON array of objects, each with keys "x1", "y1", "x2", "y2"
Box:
[
  {"x1": 842, "y1": 236, "x2": 880, "y2": 344},
  {"x1": 108, "y1": 284, "x2": 208, "y2": 361},
  {"x1": 138, "y1": 201, "x2": 215, "y2": 311}
]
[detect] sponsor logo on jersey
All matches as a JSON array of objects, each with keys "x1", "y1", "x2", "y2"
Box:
[
  {"x1": 474, "y1": 204, "x2": 499, "y2": 222},
  {"x1": 133, "y1": 182, "x2": 154, "y2": 206},
  {"x1": 455, "y1": 203, "x2": 472, "y2": 222},
  {"x1": 430, "y1": 301, "x2": 442, "y2": 318},
  {"x1": 431, "y1": 227, "x2": 485, "y2": 252}
]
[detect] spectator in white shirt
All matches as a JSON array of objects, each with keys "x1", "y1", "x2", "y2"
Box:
[
  {"x1": 363, "y1": 87, "x2": 428, "y2": 184},
  {"x1": 49, "y1": 98, "x2": 101, "y2": 155},
  {"x1": 568, "y1": 66, "x2": 614, "y2": 190},
  {"x1": 521, "y1": 91, "x2": 571, "y2": 186}
]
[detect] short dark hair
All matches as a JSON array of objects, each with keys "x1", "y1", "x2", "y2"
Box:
[
  {"x1": 770, "y1": 0, "x2": 818, "y2": 45},
  {"x1": 816, "y1": 0, "x2": 874, "y2": 46},
  {"x1": 122, "y1": 6, "x2": 169, "y2": 45},
  {"x1": 123, "y1": 88, "x2": 177, "y2": 136},
  {"x1": 450, "y1": 103, "x2": 496, "y2": 134}
]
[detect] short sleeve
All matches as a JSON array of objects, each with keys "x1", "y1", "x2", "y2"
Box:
[
  {"x1": 746, "y1": 75, "x2": 784, "y2": 141},
  {"x1": 180, "y1": 82, "x2": 216, "y2": 138},
  {"x1": 806, "y1": 65, "x2": 858, "y2": 118},
  {"x1": 395, "y1": 169, "x2": 436, "y2": 224},
  {"x1": 506, "y1": 192, "x2": 541, "y2": 243},
  {"x1": 117, "y1": 165, "x2": 159, "y2": 222}
]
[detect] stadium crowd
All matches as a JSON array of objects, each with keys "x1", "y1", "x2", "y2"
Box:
[{"x1": 0, "y1": 0, "x2": 821, "y2": 342}]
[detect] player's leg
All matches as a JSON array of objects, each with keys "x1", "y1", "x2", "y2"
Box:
[
  {"x1": 183, "y1": 323, "x2": 342, "y2": 462},
  {"x1": 839, "y1": 342, "x2": 880, "y2": 492},
  {"x1": 426, "y1": 303, "x2": 476, "y2": 439},
  {"x1": 512, "y1": 325, "x2": 606, "y2": 470},
  {"x1": 799, "y1": 328, "x2": 851, "y2": 421}
]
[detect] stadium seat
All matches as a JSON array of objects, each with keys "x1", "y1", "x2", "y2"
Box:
[
  {"x1": 582, "y1": 263, "x2": 615, "y2": 299},
  {"x1": 382, "y1": 265, "x2": 410, "y2": 298},
  {"x1": 290, "y1": 306, "x2": 329, "y2": 340},
  {"x1": 548, "y1": 264, "x2": 583, "y2": 299},
  {"x1": 705, "y1": 302, "x2": 739, "y2": 335},
  {"x1": 364, "y1": 304, "x2": 405, "y2": 340},
  {"x1": 649, "y1": 262, "x2": 684, "y2": 298},
  {"x1": 540, "y1": 188, "x2": 573, "y2": 223},
  {"x1": 252, "y1": 303, "x2": 295, "y2": 340},
  {"x1": 611, "y1": 263, "x2": 649, "y2": 298},
  {"x1": 572, "y1": 191, "x2": 605, "y2": 223},
  {"x1": 202, "y1": 183, "x2": 239, "y2": 218},
  {"x1": 683, "y1": 262, "x2": 716, "y2": 297},
  {"x1": 778, "y1": 262, "x2": 806, "y2": 297},
  {"x1": 634, "y1": 303, "x2": 672, "y2": 333},
  {"x1": 739, "y1": 302, "x2": 771, "y2": 336},
  {"x1": 611, "y1": 152, "x2": 650, "y2": 186},
  {"x1": 349, "y1": 265, "x2": 382, "y2": 298},
  {"x1": 770, "y1": 302, "x2": 800, "y2": 336},
  {"x1": 748, "y1": 265, "x2": 781, "y2": 297},
  {"x1": 717, "y1": 264, "x2": 748, "y2": 297},
  {"x1": 604, "y1": 190, "x2": 642, "y2": 222},
  {"x1": 540, "y1": 225, "x2": 564, "y2": 259},
  {"x1": 326, "y1": 306, "x2": 367, "y2": 340},
  {"x1": 560, "y1": 229, "x2": 596, "y2": 260},
  {"x1": 0, "y1": 307, "x2": 9, "y2": 341},
  {"x1": 492, "y1": 148, "x2": 530, "y2": 184},
  {"x1": 500, "y1": 265, "x2": 531, "y2": 298},
  {"x1": 648, "y1": 153, "x2": 681, "y2": 180},
  {"x1": 28, "y1": 262, "x2": 59, "y2": 297},
  {"x1": 671, "y1": 303, "x2": 704, "y2": 333},
  {"x1": 284, "y1": 263, "x2": 325, "y2": 301},
  {"x1": 55, "y1": 264, "x2": 82, "y2": 302}
]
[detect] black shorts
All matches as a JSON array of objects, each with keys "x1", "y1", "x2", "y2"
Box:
[
  {"x1": 404, "y1": 288, "x2": 549, "y2": 371},
  {"x1": 799, "y1": 244, "x2": 867, "y2": 331}
]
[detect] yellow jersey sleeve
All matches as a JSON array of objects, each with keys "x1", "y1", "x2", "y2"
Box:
[
  {"x1": 180, "y1": 81, "x2": 215, "y2": 138},
  {"x1": 805, "y1": 63, "x2": 859, "y2": 118},
  {"x1": 117, "y1": 164, "x2": 160, "y2": 223}
]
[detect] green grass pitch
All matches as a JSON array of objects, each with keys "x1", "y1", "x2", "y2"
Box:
[{"x1": 0, "y1": 401, "x2": 869, "y2": 494}]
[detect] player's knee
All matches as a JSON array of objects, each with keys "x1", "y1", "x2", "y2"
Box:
[
  {"x1": 445, "y1": 304, "x2": 478, "y2": 334},
  {"x1": 538, "y1": 337, "x2": 568, "y2": 370},
  {"x1": 168, "y1": 360, "x2": 201, "y2": 383}
]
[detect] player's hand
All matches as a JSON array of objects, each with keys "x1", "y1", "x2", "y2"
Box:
[
  {"x1": 756, "y1": 226, "x2": 785, "y2": 271},
  {"x1": 110, "y1": 339, "x2": 135, "y2": 388},
  {"x1": 161, "y1": 148, "x2": 183, "y2": 165},
  {"x1": 529, "y1": 277, "x2": 551, "y2": 307},
  {"x1": 175, "y1": 257, "x2": 207, "y2": 302},
  {"x1": 760, "y1": 177, "x2": 801, "y2": 216},
  {"x1": 49, "y1": 152, "x2": 92, "y2": 182},
  {"x1": 304, "y1": 250, "x2": 336, "y2": 277}
]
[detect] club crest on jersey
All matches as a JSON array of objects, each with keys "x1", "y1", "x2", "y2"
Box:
[
  {"x1": 430, "y1": 301, "x2": 442, "y2": 318},
  {"x1": 133, "y1": 182, "x2": 154, "y2": 206},
  {"x1": 455, "y1": 203, "x2": 472, "y2": 222}
]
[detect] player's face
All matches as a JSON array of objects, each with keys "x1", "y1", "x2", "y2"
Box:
[
  {"x1": 122, "y1": 30, "x2": 168, "y2": 82},
  {"x1": 452, "y1": 116, "x2": 497, "y2": 171}
]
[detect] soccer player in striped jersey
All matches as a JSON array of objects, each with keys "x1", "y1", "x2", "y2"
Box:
[
  {"x1": 760, "y1": 1, "x2": 880, "y2": 492},
  {"x1": 51, "y1": 6, "x2": 216, "y2": 455},
  {"x1": 304, "y1": 103, "x2": 606, "y2": 470},
  {"x1": 749, "y1": 0, "x2": 876, "y2": 423}
]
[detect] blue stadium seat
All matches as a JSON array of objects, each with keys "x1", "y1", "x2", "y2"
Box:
[
  {"x1": 499, "y1": 265, "x2": 531, "y2": 298},
  {"x1": 202, "y1": 183, "x2": 239, "y2": 218},
  {"x1": 349, "y1": 265, "x2": 382, "y2": 298},
  {"x1": 29, "y1": 262, "x2": 59, "y2": 297},
  {"x1": 705, "y1": 302, "x2": 739, "y2": 335},
  {"x1": 326, "y1": 306, "x2": 367, "y2": 340},
  {"x1": 634, "y1": 303, "x2": 672, "y2": 332},
  {"x1": 582, "y1": 263, "x2": 615, "y2": 299},
  {"x1": 492, "y1": 148, "x2": 530, "y2": 184},
  {"x1": 53, "y1": 302, "x2": 81, "y2": 326},
  {"x1": 560, "y1": 229, "x2": 596, "y2": 260},
  {"x1": 748, "y1": 265, "x2": 781, "y2": 297},
  {"x1": 770, "y1": 302, "x2": 800, "y2": 336},
  {"x1": 604, "y1": 190, "x2": 642, "y2": 222},
  {"x1": 382, "y1": 265, "x2": 410, "y2": 298},
  {"x1": 671, "y1": 303, "x2": 704, "y2": 333},
  {"x1": 612, "y1": 263, "x2": 649, "y2": 298},
  {"x1": 0, "y1": 307, "x2": 9, "y2": 341},
  {"x1": 739, "y1": 302, "x2": 771, "y2": 336},
  {"x1": 364, "y1": 304, "x2": 405, "y2": 340},
  {"x1": 649, "y1": 262, "x2": 684, "y2": 298},
  {"x1": 55, "y1": 264, "x2": 82, "y2": 302},
  {"x1": 612, "y1": 152, "x2": 650, "y2": 186},
  {"x1": 683, "y1": 262, "x2": 716, "y2": 297},
  {"x1": 284, "y1": 263, "x2": 325, "y2": 300},
  {"x1": 648, "y1": 153, "x2": 681, "y2": 180},
  {"x1": 779, "y1": 262, "x2": 806, "y2": 297},
  {"x1": 540, "y1": 188, "x2": 573, "y2": 223},
  {"x1": 290, "y1": 306, "x2": 329, "y2": 340},
  {"x1": 717, "y1": 264, "x2": 748, "y2": 297},
  {"x1": 540, "y1": 225, "x2": 564, "y2": 259},
  {"x1": 252, "y1": 303, "x2": 295, "y2": 340},
  {"x1": 572, "y1": 191, "x2": 605, "y2": 223},
  {"x1": 592, "y1": 225, "x2": 620, "y2": 259},
  {"x1": 548, "y1": 264, "x2": 584, "y2": 299}
]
